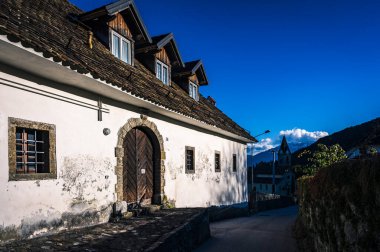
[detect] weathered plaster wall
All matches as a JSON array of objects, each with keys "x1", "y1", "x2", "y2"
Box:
[
  {"x1": 0, "y1": 70, "x2": 247, "y2": 242},
  {"x1": 0, "y1": 72, "x2": 117, "y2": 241}
]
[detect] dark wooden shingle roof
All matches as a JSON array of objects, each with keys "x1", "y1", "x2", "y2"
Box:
[{"x1": 0, "y1": 0, "x2": 255, "y2": 141}]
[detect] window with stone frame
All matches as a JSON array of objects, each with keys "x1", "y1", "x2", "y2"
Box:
[
  {"x1": 9, "y1": 118, "x2": 56, "y2": 181},
  {"x1": 215, "y1": 151, "x2": 221, "y2": 172},
  {"x1": 232, "y1": 154, "x2": 237, "y2": 172},
  {"x1": 185, "y1": 146, "x2": 195, "y2": 173}
]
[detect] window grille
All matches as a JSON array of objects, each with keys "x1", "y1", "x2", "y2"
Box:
[
  {"x1": 16, "y1": 128, "x2": 49, "y2": 174},
  {"x1": 215, "y1": 152, "x2": 221, "y2": 172},
  {"x1": 233, "y1": 154, "x2": 237, "y2": 172},
  {"x1": 185, "y1": 146, "x2": 195, "y2": 173}
]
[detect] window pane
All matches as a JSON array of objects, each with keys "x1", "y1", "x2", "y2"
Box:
[
  {"x1": 156, "y1": 62, "x2": 162, "y2": 80},
  {"x1": 189, "y1": 84, "x2": 193, "y2": 97},
  {"x1": 16, "y1": 164, "x2": 24, "y2": 173},
  {"x1": 163, "y1": 66, "x2": 168, "y2": 84},
  {"x1": 186, "y1": 149, "x2": 194, "y2": 171},
  {"x1": 215, "y1": 153, "x2": 220, "y2": 171},
  {"x1": 16, "y1": 143, "x2": 22, "y2": 151},
  {"x1": 27, "y1": 164, "x2": 36, "y2": 173},
  {"x1": 121, "y1": 39, "x2": 129, "y2": 63},
  {"x1": 27, "y1": 144, "x2": 35, "y2": 152},
  {"x1": 233, "y1": 155, "x2": 237, "y2": 172},
  {"x1": 112, "y1": 34, "x2": 120, "y2": 59},
  {"x1": 27, "y1": 132, "x2": 35, "y2": 141}
]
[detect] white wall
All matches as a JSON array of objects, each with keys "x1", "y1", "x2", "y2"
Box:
[{"x1": 0, "y1": 70, "x2": 247, "y2": 240}]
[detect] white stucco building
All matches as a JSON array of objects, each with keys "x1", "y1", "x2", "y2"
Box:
[{"x1": 0, "y1": 0, "x2": 256, "y2": 242}]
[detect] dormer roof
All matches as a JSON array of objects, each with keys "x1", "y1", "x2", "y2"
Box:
[
  {"x1": 174, "y1": 60, "x2": 209, "y2": 85},
  {"x1": 136, "y1": 33, "x2": 184, "y2": 68},
  {"x1": 0, "y1": 0, "x2": 256, "y2": 142},
  {"x1": 78, "y1": 0, "x2": 151, "y2": 44}
]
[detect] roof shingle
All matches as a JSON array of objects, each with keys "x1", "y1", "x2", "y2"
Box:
[{"x1": 0, "y1": 0, "x2": 255, "y2": 142}]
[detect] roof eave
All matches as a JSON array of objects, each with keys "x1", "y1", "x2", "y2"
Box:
[
  {"x1": 0, "y1": 35, "x2": 253, "y2": 144},
  {"x1": 79, "y1": 0, "x2": 152, "y2": 43},
  {"x1": 156, "y1": 33, "x2": 184, "y2": 68}
]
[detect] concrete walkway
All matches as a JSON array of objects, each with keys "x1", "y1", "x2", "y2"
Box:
[{"x1": 196, "y1": 206, "x2": 298, "y2": 252}]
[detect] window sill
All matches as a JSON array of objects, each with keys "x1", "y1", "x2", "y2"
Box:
[{"x1": 9, "y1": 173, "x2": 57, "y2": 181}]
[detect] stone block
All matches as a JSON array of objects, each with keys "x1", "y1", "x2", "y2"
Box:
[{"x1": 113, "y1": 201, "x2": 128, "y2": 217}]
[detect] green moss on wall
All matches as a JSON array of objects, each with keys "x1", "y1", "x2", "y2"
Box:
[{"x1": 296, "y1": 156, "x2": 380, "y2": 251}]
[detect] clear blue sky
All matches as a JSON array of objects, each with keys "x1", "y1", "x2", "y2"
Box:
[{"x1": 70, "y1": 0, "x2": 380, "y2": 142}]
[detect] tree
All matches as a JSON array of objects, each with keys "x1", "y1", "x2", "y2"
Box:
[
  {"x1": 302, "y1": 144, "x2": 347, "y2": 176},
  {"x1": 369, "y1": 147, "x2": 378, "y2": 156}
]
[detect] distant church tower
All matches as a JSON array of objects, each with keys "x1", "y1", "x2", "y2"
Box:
[{"x1": 278, "y1": 136, "x2": 291, "y2": 170}]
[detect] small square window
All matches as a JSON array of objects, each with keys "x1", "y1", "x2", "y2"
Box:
[
  {"x1": 185, "y1": 146, "x2": 195, "y2": 174},
  {"x1": 15, "y1": 128, "x2": 50, "y2": 174},
  {"x1": 9, "y1": 118, "x2": 56, "y2": 181},
  {"x1": 156, "y1": 60, "x2": 169, "y2": 85},
  {"x1": 215, "y1": 151, "x2": 221, "y2": 172},
  {"x1": 233, "y1": 154, "x2": 237, "y2": 172}
]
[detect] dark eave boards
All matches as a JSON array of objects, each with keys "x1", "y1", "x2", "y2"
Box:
[
  {"x1": 0, "y1": 0, "x2": 255, "y2": 142},
  {"x1": 174, "y1": 60, "x2": 208, "y2": 85},
  {"x1": 136, "y1": 33, "x2": 185, "y2": 68},
  {"x1": 79, "y1": 0, "x2": 151, "y2": 44}
]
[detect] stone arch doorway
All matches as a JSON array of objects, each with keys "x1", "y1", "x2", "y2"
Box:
[{"x1": 115, "y1": 116, "x2": 165, "y2": 205}]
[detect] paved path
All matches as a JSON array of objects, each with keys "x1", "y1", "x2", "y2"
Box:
[
  {"x1": 196, "y1": 206, "x2": 298, "y2": 252},
  {"x1": 0, "y1": 208, "x2": 204, "y2": 252}
]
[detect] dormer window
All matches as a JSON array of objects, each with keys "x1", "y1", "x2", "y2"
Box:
[
  {"x1": 189, "y1": 81, "x2": 198, "y2": 100},
  {"x1": 156, "y1": 60, "x2": 169, "y2": 85},
  {"x1": 111, "y1": 30, "x2": 131, "y2": 64}
]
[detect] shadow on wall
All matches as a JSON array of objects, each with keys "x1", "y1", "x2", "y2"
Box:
[
  {"x1": 210, "y1": 144, "x2": 247, "y2": 206},
  {"x1": 210, "y1": 165, "x2": 247, "y2": 205},
  {"x1": 296, "y1": 156, "x2": 380, "y2": 252}
]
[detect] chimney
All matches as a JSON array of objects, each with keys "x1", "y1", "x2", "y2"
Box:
[{"x1": 207, "y1": 96, "x2": 216, "y2": 106}]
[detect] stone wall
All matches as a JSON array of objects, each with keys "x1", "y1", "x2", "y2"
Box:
[{"x1": 296, "y1": 156, "x2": 380, "y2": 251}]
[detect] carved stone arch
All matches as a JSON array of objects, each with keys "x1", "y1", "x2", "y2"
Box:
[{"x1": 115, "y1": 116, "x2": 165, "y2": 203}]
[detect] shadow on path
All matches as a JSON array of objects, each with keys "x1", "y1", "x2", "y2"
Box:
[{"x1": 196, "y1": 206, "x2": 299, "y2": 252}]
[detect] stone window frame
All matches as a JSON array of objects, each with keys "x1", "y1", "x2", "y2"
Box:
[
  {"x1": 185, "y1": 146, "x2": 195, "y2": 174},
  {"x1": 215, "y1": 150, "x2": 221, "y2": 172},
  {"x1": 115, "y1": 116, "x2": 166, "y2": 203},
  {"x1": 8, "y1": 117, "x2": 57, "y2": 181}
]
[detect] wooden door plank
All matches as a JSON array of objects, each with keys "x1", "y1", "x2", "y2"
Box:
[{"x1": 124, "y1": 128, "x2": 137, "y2": 203}]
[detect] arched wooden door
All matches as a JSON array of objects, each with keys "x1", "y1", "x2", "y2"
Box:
[{"x1": 123, "y1": 128, "x2": 154, "y2": 204}]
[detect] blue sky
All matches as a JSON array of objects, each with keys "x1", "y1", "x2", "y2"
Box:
[{"x1": 70, "y1": 0, "x2": 380, "y2": 152}]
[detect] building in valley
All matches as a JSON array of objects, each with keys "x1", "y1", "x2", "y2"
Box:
[
  {"x1": 253, "y1": 136, "x2": 295, "y2": 196},
  {"x1": 0, "y1": 0, "x2": 256, "y2": 242}
]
